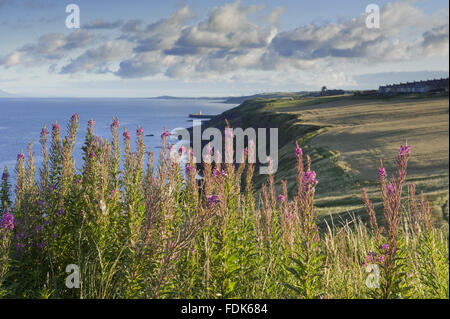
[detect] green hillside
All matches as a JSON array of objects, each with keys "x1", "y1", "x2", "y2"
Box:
[{"x1": 202, "y1": 93, "x2": 449, "y2": 225}]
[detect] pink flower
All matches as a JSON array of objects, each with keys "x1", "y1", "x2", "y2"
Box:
[
  {"x1": 207, "y1": 195, "x2": 220, "y2": 205},
  {"x1": 377, "y1": 167, "x2": 386, "y2": 180},
  {"x1": 0, "y1": 212, "x2": 14, "y2": 231},
  {"x1": 161, "y1": 130, "x2": 170, "y2": 138},
  {"x1": 295, "y1": 147, "x2": 303, "y2": 157},
  {"x1": 17, "y1": 153, "x2": 25, "y2": 161},
  {"x1": 303, "y1": 170, "x2": 318, "y2": 187},
  {"x1": 277, "y1": 194, "x2": 286, "y2": 202},
  {"x1": 379, "y1": 244, "x2": 390, "y2": 255},
  {"x1": 136, "y1": 127, "x2": 144, "y2": 136},
  {"x1": 123, "y1": 130, "x2": 131, "y2": 140},
  {"x1": 185, "y1": 165, "x2": 195, "y2": 175},
  {"x1": 365, "y1": 251, "x2": 378, "y2": 264},
  {"x1": 111, "y1": 119, "x2": 120, "y2": 129},
  {"x1": 178, "y1": 146, "x2": 186, "y2": 154},
  {"x1": 386, "y1": 183, "x2": 395, "y2": 196},
  {"x1": 52, "y1": 122, "x2": 60, "y2": 131},
  {"x1": 71, "y1": 113, "x2": 79, "y2": 121},
  {"x1": 398, "y1": 144, "x2": 411, "y2": 160},
  {"x1": 212, "y1": 168, "x2": 226, "y2": 177},
  {"x1": 286, "y1": 213, "x2": 294, "y2": 219},
  {"x1": 40, "y1": 128, "x2": 49, "y2": 138},
  {"x1": 108, "y1": 190, "x2": 117, "y2": 200},
  {"x1": 88, "y1": 119, "x2": 95, "y2": 127}
]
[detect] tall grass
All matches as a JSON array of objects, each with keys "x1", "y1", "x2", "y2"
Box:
[{"x1": 0, "y1": 115, "x2": 448, "y2": 299}]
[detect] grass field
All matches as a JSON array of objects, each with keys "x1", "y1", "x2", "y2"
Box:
[{"x1": 203, "y1": 93, "x2": 449, "y2": 225}]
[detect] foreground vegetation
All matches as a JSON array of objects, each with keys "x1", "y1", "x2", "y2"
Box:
[{"x1": 0, "y1": 114, "x2": 448, "y2": 299}]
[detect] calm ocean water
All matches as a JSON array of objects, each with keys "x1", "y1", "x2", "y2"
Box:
[{"x1": 0, "y1": 98, "x2": 235, "y2": 177}]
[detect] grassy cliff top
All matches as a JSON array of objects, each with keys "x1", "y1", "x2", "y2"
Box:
[{"x1": 203, "y1": 93, "x2": 449, "y2": 225}]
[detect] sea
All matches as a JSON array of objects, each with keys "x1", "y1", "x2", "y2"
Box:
[{"x1": 0, "y1": 98, "x2": 236, "y2": 178}]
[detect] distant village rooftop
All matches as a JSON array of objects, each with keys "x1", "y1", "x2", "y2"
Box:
[{"x1": 378, "y1": 78, "x2": 449, "y2": 94}]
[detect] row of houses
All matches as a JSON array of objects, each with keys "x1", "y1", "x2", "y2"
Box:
[
  {"x1": 321, "y1": 89, "x2": 345, "y2": 96},
  {"x1": 378, "y1": 78, "x2": 449, "y2": 94}
]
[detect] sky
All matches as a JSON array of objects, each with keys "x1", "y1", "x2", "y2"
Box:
[{"x1": 0, "y1": 0, "x2": 448, "y2": 97}]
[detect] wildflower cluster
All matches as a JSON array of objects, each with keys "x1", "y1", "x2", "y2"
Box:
[
  {"x1": 362, "y1": 244, "x2": 389, "y2": 266},
  {"x1": 0, "y1": 212, "x2": 14, "y2": 231}
]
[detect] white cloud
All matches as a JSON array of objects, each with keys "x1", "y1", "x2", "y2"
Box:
[
  {"x1": 115, "y1": 51, "x2": 176, "y2": 78},
  {"x1": 60, "y1": 41, "x2": 134, "y2": 74},
  {"x1": 173, "y1": 2, "x2": 275, "y2": 51},
  {"x1": 84, "y1": 19, "x2": 124, "y2": 30},
  {"x1": 0, "y1": 51, "x2": 23, "y2": 67},
  {"x1": 1, "y1": 0, "x2": 448, "y2": 89},
  {"x1": 126, "y1": 5, "x2": 194, "y2": 53},
  {"x1": 17, "y1": 29, "x2": 95, "y2": 63},
  {"x1": 422, "y1": 24, "x2": 449, "y2": 56}
]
